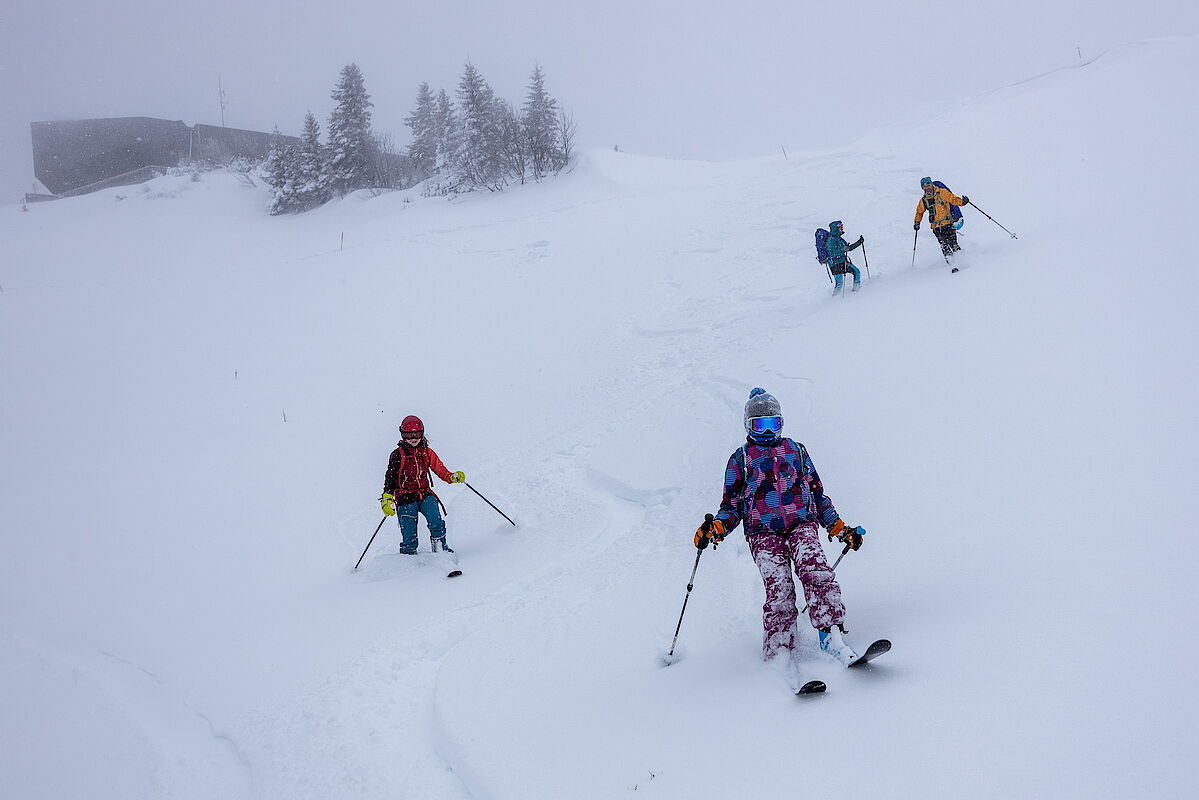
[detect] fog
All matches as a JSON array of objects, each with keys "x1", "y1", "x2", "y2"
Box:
[{"x1": 2, "y1": 0, "x2": 1196, "y2": 201}]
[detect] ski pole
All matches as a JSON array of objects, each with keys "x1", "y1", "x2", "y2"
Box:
[
  {"x1": 911, "y1": 229, "x2": 918, "y2": 268},
  {"x1": 667, "y1": 515, "x2": 712, "y2": 660},
  {"x1": 354, "y1": 516, "x2": 387, "y2": 570},
  {"x1": 969, "y1": 202, "x2": 1018, "y2": 239},
  {"x1": 861, "y1": 242, "x2": 870, "y2": 279},
  {"x1": 829, "y1": 541, "x2": 852, "y2": 571},
  {"x1": 464, "y1": 481, "x2": 516, "y2": 527}
]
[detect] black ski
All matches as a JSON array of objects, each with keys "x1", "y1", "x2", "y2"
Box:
[
  {"x1": 796, "y1": 679, "x2": 827, "y2": 695},
  {"x1": 847, "y1": 639, "x2": 891, "y2": 667},
  {"x1": 431, "y1": 540, "x2": 460, "y2": 577}
]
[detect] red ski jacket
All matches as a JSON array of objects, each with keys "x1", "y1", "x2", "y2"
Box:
[{"x1": 383, "y1": 440, "x2": 454, "y2": 504}]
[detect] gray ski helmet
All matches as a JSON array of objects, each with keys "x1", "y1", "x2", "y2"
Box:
[{"x1": 744, "y1": 387, "x2": 782, "y2": 432}]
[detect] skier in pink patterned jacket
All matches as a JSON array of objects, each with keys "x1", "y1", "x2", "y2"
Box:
[{"x1": 695, "y1": 388, "x2": 866, "y2": 661}]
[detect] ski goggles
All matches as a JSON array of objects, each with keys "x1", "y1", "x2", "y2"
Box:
[
  {"x1": 747, "y1": 416, "x2": 783, "y2": 435},
  {"x1": 401, "y1": 430, "x2": 424, "y2": 439}
]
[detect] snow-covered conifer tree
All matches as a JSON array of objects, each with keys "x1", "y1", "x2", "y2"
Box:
[
  {"x1": 433, "y1": 89, "x2": 460, "y2": 175},
  {"x1": 264, "y1": 128, "x2": 289, "y2": 191},
  {"x1": 325, "y1": 63, "x2": 375, "y2": 196},
  {"x1": 294, "y1": 111, "x2": 329, "y2": 210},
  {"x1": 455, "y1": 61, "x2": 504, "y2": 190},
  {"x1": 405, "y1": 82, "x2": 438, "y2": 179},
  {"x1": 522, "y1": 64, "x2": 560, "y2": 180},
  {"x1": 267, "y1": 144, "x2": 301, "y2": 215}
]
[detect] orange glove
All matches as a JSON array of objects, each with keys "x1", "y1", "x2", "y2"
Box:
[
  {"x1": 827, "y1": 518, "x2": 845, "y2": 540},
  {"x1": 694, "y1": 518, "x2": 727, "y2": 549}
]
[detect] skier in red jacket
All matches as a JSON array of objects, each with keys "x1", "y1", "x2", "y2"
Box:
[{"x1": 380, "y1": 415, "x2": 465, "y2": 553}]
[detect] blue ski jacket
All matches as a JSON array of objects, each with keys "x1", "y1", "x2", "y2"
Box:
[{"x1": 825, "y1": 232, "x2": 862, "y2": 266}]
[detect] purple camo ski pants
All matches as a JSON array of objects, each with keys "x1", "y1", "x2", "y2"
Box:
[{"x1": 747, "y1": 522, "x2": 845, "y2": 658}]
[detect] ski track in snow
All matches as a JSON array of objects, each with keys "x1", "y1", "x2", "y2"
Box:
[{"x1": 3, "y1": 634, "x2": 254, "y2": 798}]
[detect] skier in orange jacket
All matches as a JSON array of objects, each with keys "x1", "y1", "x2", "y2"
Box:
[{"x1": 914, "y1": 177, "x2": 969, "y2": 262}]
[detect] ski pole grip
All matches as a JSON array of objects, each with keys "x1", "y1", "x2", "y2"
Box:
[{"x1": 702, "y1": 513, "x2": 713, "y2": 533}]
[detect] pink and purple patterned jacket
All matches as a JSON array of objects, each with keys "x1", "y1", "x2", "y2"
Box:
[{"x1": 714, "y1": 437, "x2": 840, "y2": 536}]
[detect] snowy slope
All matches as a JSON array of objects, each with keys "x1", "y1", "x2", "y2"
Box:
[{"x1": 2, "y1": 36, "x2": 1197, "y2": 800}]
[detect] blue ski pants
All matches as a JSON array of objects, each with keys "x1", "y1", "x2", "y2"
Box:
[
  {"x1": 396, "y1": 494, "x2": 446, "y2": 553},
  {"x1": 832, "y1": 262, "x2": 861, "y2": 291}
]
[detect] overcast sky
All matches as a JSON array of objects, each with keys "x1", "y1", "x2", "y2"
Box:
[{"x1": 2, "y1": 0, "x2": 1196, "y2": 201}]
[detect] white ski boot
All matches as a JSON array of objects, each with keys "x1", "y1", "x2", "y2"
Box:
[{"x1": 819, "y1": 625, "x2": 860, "y2": 667}]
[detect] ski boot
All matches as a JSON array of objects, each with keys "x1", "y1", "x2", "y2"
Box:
[{"x1": 819, "y1": 624, "x2": 860, "y2": 666}]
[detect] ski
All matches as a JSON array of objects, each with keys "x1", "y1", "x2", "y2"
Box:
[
  {"x1": 785, "y1": 657, "x2": 827, "y2": 695},
  {"x1": 847, "y1": 639, "x2": 891, "y2": 668},
  {"x1": 432, "y1": 539, "x2": 460, "y2": 577}
]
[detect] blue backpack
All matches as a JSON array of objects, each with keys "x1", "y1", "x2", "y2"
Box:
[
  {"x1": 814, "y1": 228, "x2": 830, "y2": 264},
  {"x1": 933, "y1": 181, "x2": 963, "y2": 222}
]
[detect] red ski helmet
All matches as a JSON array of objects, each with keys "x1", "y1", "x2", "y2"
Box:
[{"x1": 399, "y1": 415, "x2": 424, "y2": 434}]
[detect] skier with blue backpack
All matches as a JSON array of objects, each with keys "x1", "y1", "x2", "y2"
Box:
[
  {"x1": 915, "y1": 177, "x2": 969, "y2": 267},
  {"x1": 693, "y1": 388, "x2": 871, "y2": 670},
  {"x1": 819, "y1": 221, "x2": 864, "y2": 295}
]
